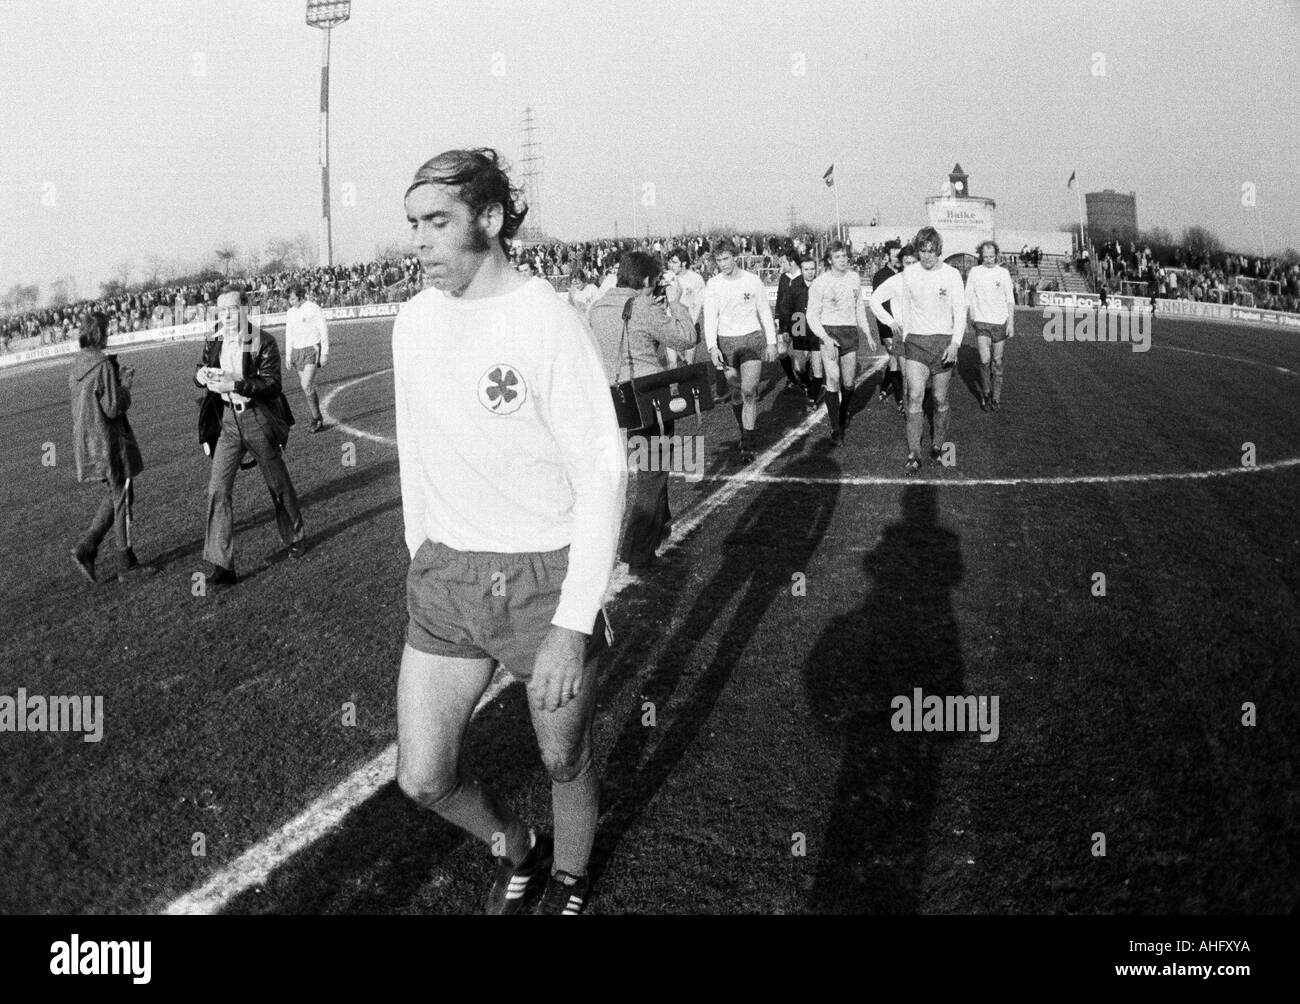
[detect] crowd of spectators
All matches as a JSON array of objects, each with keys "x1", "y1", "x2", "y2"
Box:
[
  {"x1": 1095, "y1": 239, "x2": 1300, "y2": 312},
  {"x1": 1, "y1": 258, "x2": 421, "y2": 352},
  {"x1": 9, "y1": 231, "x2": 1298, "y2": 353}
]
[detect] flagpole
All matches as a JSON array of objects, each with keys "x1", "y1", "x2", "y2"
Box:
[
  {"x1": 833, "y1": 181, "x2": 843, "y2": 243},
  {"x1": 1073, "y1": 171, "x2": 1086, "y2": 257}
]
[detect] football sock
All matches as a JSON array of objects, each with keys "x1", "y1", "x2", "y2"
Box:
[
  {"x1": 779, "y1": 356, "x2": 797, "y2": 383},
  {"x1": 934, "y1": 402, "x2": 951, "y2": 448},
  {"x1": 551, "y1": 757, "x2": 599, "y2": 877},
  {"x1": 979, "y1": 363, "x2": 991, "y2": 398},
  {"x1": 426, "y1": 775, "x2": 530, "y2": 865},
  {"x1": 906, "y1": 409, "x2": 924, "y2": 455},
  {"x1": 824, "y1": 391, "x2": 841, "y2": 432}
]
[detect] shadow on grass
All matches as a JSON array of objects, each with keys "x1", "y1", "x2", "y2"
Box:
[
  {"x1": 587, "y1": 442, "x2": 843, "y2": 893},
  {"x1": 803, "y1": 483, "x2": 964, "y2": 913}
]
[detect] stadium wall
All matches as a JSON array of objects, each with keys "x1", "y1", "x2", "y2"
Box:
[{"x1": 1037, "y1": 290, "x2": 1300, "y2": 328}]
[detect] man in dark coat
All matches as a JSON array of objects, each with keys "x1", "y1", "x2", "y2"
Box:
[
  {"x1": 69, "y1": 311, "x2": 153, "y2": 583},
  {"x1": 194, "y1": 286, "x2": 304, "y2": 587}
]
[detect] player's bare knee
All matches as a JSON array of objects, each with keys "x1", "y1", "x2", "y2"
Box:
[
  {"x1": 541, "y1": 746, "x2": 591, "y2": 784},
  {"x1": 396, "y1": 765, "x2": 458, "y2": 809}
]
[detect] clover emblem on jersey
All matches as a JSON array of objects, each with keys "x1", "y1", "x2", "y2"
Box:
[{"x1": 478, "y1": 364, "x2": 527, "y2": 415}]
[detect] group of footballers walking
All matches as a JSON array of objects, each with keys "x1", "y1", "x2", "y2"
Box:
[{"x1": 661, "y1": 227, "x2": 1016, "y2": 473}]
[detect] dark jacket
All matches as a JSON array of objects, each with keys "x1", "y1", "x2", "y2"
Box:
[
  {"x1": 193, "y1": 325, "x2": 285, "y2": 402},
  {"x1": 871, "y1": 265, "x2": 899, "y2": 318},
  {"x1": 70, "y1": 348, "x2": 144, "y2": 484},
  {"x1": 775, "y1": 270, "x2": 804, "y2": 333},
  {"x1": 195, "y1": 327, "x2": 294, "y2": 452},
  {"x1": 588, "y1": 287, "x2": 698, "y2": 384}
]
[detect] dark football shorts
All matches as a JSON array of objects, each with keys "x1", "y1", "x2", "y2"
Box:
[
  {"x1": 290, "y1": 345, "x2": 320, "y2": 369},
  {"x1": 821, "y1": 324, "x2": 860, "y2": 354},
  {"x1": 877, "y1": 317, "x2": 904, "y2": 356},
  {"x1": 716, "y1": 330, "x2": 767, "y2": 367},
  {"x1": 904, "y1": 333, "x2": 957, "y2": 375},
  {"x1": 972, "y1": 321, "x2": 1009, "y2": 344},
  {"x1": 406, "y1": 540, "x2": 610, "y2": 678}
]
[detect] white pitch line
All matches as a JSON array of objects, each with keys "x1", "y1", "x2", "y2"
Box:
[
  {"x1": 1156, "y1": 343, "x2": 1298, "y2": 375},
  {"x1": 671, "y1": 456, "x2": 1300, "y2": 488},
  {"x1": 318, "y1": 353, "x2": 1300, "y2": 488},
  {"x1": 160, "y1": 357, "x2": 882, "y2": 915},
  {"x1": 319, "y1": 369, "x2": 397, "y2": 445}
]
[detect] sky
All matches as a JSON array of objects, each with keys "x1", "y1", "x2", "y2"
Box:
[{"x1": 1, "y1": 0, "x2": 1296, "y2": 302}]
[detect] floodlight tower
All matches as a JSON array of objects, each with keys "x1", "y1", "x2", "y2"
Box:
[
  {"x1": 520, "y1": 107, "x2": 544, "y2": 240},
  {"x1": 306, "y1": 1, "x2": 351, "y2": 267}
]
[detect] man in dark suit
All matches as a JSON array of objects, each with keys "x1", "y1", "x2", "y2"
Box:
[{"x1": 194, "y1": 286, "x2": 304, "y2": 587}]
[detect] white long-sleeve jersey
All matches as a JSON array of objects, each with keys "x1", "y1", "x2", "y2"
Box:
[
  {"x1": 702, "y1": 269, "x2": 776, "y2": 351},
  {"x1": 285, "y1": 299, "x2": 329, "y2": 358},
  {"x1": 392, "y1": 277, "x2": 627, "y2": 635},
  {"x1": 965, "y1": 264, "x2": 1015, "y2": 325},
  {"x1": 870, "y1": 262, "x2": 967, "y2": 345}
]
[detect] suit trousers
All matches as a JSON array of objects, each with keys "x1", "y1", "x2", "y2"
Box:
[{"x1": 203, "y1": 404, "x2": 304, "y2": 569}]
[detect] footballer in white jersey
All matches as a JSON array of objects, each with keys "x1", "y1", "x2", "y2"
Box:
[
  {"x1": 965, "y1": 240, "x2": 1016, "y2": 411},
  {"x1": 870, "y1": 227, "x2": 966, "y2": 474}
]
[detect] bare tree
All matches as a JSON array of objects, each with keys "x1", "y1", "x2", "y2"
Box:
[
  {"x1": 1143, "y1": 225, "x2": 1174, "y2": 246},
  {"x1": 1181, "y1": 226, "x2": 1223, "y2": 258},
  {"x1": 265, "y1": 236, "x2": 298, "y2": 270},
  {"x1": 292, "y1": 231, "x2": 317, "y2": 269},
  {"x1": 4, "y1": 283, "x2": 41, "y2": 313},
  {"x1": 113, "y1": 261, "x2": 132, "y2": 289},
  {"x1": 144, "y1": 255, "x2": 167, "y2": 288},
  {"x1": 214, "y1": 244, "x2": 238, "y2": 278}
]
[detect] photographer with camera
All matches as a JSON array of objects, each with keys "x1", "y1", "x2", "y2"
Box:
[{"x1": 588, "y1": 251, "x2": 698, "y2": 571}]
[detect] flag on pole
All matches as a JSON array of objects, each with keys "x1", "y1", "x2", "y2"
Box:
[
  {"x1": 823, "y1": 164, "x2": 835, "y2": 187},
  {"x1": 1067, "y1": 170, "x2": 1076, "y2": 188}
]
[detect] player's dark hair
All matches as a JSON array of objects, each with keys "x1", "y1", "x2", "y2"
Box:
[
  {"x1": 977, "y1": 240, "x2": 1000, "y2": 259},
  {"x1": 666, "y1": 247, "x2": 690, "y2": 265},
  {"x1": 826, "y1": 240, "x2": 848, "y2": 256},
  {"x1": 78, "y1": 311, "x2": 108, "y2": 350},
  {"x1": 405, "y1": 148, "x2": 528, "y2": 254},
  {"x1": 914, "y1": 227, "x2": 943, "y2": 254},
  {"x1": 617, "y1": 251, "x2": 662, "y2": 290},
  {"x1": 218, "y1": 285, "x2": 248, "y2": 305},
  {"x1": 713, "y1": 239, "x2": 738, "y2": 257},
  {"x1": 286, "y1": 282, "x2": 305, "y2": 298}
]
